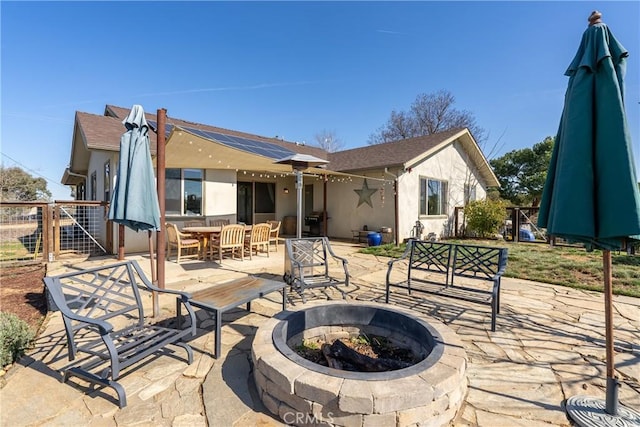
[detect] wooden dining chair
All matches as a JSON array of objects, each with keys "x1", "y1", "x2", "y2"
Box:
[
  {"x1": 184, "y1": 220, "x2": 205, "y2": 227},
  {"x1": 166, "y1": 223, "x2": 201, "y2": 263},
  {"x1": 208, "y1": 219, "x2": 230, "y2": 227},
  {"x1": 183, "y1": 219, "x2": 206, "y2": 252},
  {"x1": 267, "y1": 220, "x2": 281, "y2": 252},
  {"x1": 210, "y1": 224, "x2": 245, "y2": 263},
  {"x1": 244, "y1": 223, "x2": 271, "y2": 260}
]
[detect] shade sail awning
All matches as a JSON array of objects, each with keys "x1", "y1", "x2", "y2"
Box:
[{"x1": 161, "y1": 126, "x2": 387, "y2": 182}]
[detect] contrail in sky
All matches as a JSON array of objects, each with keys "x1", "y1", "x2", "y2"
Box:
[
  {"x1": 376, "y1": 29, "x2": 404, "y2": 35},
  {"x1": 135, "y1": 81, "x2": 319, "y2": 97},
  {"x1": 38, "y1": 80, "x2": 323, "y2": 109}
]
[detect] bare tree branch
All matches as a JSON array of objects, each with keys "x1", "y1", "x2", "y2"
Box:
[
  {"x1": 313, "y1": 129, "x2": 345, "y2": 153},
  {"x1": 368, "y1": 90, "x2": 487, "y2": 146}
]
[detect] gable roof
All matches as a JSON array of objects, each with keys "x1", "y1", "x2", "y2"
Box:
[
  {"x1": 327, "y1": 128, "x2": 500, "y2": 187},
  {"x1": 327, "y1": 128, "x2": 463, "y2": 171},
  {"x1": 64, "y1": 105, "x2": 498, "y2": 188}
]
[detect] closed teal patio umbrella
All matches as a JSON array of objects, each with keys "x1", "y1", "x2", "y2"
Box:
[
  {"x1": 538, "y1": 11, "x2": 640, "y2": 426},
  {"x1": 108, "y1": 105, "x2": 162, "y2": 315},
  {"x1": 108, "y1": 105, "x2": 161, "y2": 233}
]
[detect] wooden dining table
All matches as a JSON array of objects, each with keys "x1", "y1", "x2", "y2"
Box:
[{"x1": 183, "y1": 225, "x2": 252, "y2": 260}]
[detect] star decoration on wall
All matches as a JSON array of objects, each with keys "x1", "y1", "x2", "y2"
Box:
[{"x1": 354, "y1": 179, "x2": 378, "y2": 208}]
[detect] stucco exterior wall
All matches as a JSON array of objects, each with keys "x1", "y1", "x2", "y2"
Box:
[
  {"x1": 92, "y1": 137, "x2": 491, "y2": 253},
  {"x1": 325, "y1": 174, "x2": 396, "y2": 239},
  {"x1": 397, "y1": 140, "x2": 487, "y2": 241},
  {"x1": 276, "y1": 175, "x2": 297, "y2": 218},
  {"x1": 315, "y1": 141, "x2": 489, "y2": 242},
  {"x1": 204, "y1": 169, "x2": 237, "y2": 223},
  {"x1": 204, "y1": 171, "x2": 298, "y2": 226}
]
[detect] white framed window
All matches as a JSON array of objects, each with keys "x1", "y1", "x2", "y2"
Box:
[
  {"x1": 104, "y1": 160, "x2": 111, "y2": 202},
  {"x1": 165, "y1": 168, "x2": 203, "y2": 216},
  {"x1": 419, "y1": 177, "x2": 448, "y2": 216},
  {"x1": 90, "y1": 172, "x2": 97, "y2": 201}
]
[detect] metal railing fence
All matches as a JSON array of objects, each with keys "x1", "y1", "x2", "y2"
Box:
[{"x1": 0, "y1": 201, "x2": 110, "y2": 264}]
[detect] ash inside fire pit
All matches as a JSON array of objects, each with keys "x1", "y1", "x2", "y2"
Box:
[
  {"x1": 273, "y1": 302, "x2": 436, "y2": 380},
  {"x1": 295, "y1": 333, "x2": 419, "y2": 372}
]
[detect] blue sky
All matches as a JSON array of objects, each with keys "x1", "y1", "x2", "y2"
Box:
[{"x1": 2, "y1": 1, "x2": 639, "y2": 201}]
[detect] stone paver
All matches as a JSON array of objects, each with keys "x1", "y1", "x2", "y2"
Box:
[{"x1": 0, "y1": 241, "x2": 638, "y2": 426}]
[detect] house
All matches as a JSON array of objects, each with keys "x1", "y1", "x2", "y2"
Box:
[{"x1": 61, "y1": 105, "x2": 499, "y2": 253}]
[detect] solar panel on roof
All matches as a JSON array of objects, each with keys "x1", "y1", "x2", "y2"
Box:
[
  {"x1": 147, "y1": 120, "x2": 173, "y2": 138},
  {"x1": 181, "y1": 126, "x2": 296, "y2": 159}
]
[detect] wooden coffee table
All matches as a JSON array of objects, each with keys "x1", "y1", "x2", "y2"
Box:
[{"x1": 177, "y1": 276, "x2": 286, "y2": 358}]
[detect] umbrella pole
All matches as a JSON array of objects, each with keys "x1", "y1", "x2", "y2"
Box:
[
  {"x1": 603, "y1": 250, "x2": 619, "y2": 415},
  {"x1": 118, "y1": 224, "x2": 125, "y2": 260},
  {"x1": 149, "y1": 230, "x2": 159, "y2": 317}
]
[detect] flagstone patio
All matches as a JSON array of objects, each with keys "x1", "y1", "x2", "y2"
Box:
[{"x1": 1, "y1": 240, "x2": 638, "y2": 426}]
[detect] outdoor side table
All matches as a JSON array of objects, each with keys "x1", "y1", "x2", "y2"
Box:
[{"x1": 177, "y1": 276, "x2": 287, "y2": 358}]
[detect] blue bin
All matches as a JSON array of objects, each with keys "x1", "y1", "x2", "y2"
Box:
[
  {"x1": 519, "y1": 228, "x2": 535, "y2": 241},
  {"x1": 367, "y1": 232, "x2": 382, "y2": 246}
]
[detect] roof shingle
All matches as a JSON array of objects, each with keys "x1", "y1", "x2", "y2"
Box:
[{"x1": 327, "y1": 128, "x2": 464, "y2": 172}]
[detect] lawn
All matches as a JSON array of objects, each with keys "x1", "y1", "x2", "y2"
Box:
[
  {"x1": 360, "y1": 240, "x2": 640, "y2": 298},
  {"x1": 0, "y1": 241, "x2": 37, "y2": 262}
]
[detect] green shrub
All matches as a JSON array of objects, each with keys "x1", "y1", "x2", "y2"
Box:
[
  {"x1": 465, "y1": 199, "x2": 508, "y2": 238},
  {"x1": 0, "y1": 312, "x2": 35, "y2": 367}
]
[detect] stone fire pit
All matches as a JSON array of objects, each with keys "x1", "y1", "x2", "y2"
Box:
[{"x1": 251, "y1": 300, "x2": 467, "y2": 427}]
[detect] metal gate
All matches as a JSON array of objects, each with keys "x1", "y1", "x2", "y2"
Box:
[{"x1": 0, "y1": 201, "x2": 111, "y2": 264}]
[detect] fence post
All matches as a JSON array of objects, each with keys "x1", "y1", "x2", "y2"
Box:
[
  {"x1": 52, "y1": 205, "x2": 60, "y2": 259},
  {"x1": 44, "y1": 204, "x2": 52, "y2": 262},
  {"x1": 454, "y1": 207, "x2": 460, "y2": 237},
  {"x1": 511, "y1": 207, "x2": 520, "y2": 242}
]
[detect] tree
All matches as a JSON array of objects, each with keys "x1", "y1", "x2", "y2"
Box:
[
  {"x1": 0, "y1": 166, "x2": 52, "y2": 201},
  {"x1": 368, "y1": 90, "x2": 486, "y2": 145},
  {"x1": 313, "y1": 129, "x2": 344, "y2": 153},
  {"x1": 489, "y1": 137, "x2": 554, "y2": 206}
]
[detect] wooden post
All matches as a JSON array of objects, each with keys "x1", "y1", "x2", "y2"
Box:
[
  {"x1": 118, "y1": 224, "x2": 125, "y2": 260},
  {"x1": 157, "y1": 108, "x2": 167, "y2": 290},
  {"x1": 322, "y1": 175, "x2": 328, "y2": 237}
]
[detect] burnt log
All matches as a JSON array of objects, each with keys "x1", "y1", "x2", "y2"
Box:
[
  {"x1": 327, "y1": 339, "x2": 412, "y2": 372},
  {"x1": 321, "y1": 343, "x2": 343, "y2": 370}
]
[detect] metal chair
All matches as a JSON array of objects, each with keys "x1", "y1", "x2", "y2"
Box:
[
  {"x1": 283, "y1": 237, "x2": 349, "y2": 302},
  {"x1": 166, "y1": 222, "x2": 201, "y2": 263},
  {"x1": 42, "y1": 260, "x2": 196, "y2": 408},
  {"x1": 245, "y1": 223, "x2": 271, "y2": 259}
]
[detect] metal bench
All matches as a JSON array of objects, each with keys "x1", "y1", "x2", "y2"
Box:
[
  {"x1": 385, "y1": 240, "x2": 508, "y2": 331},
  {"x1": 283, "y1": 237, "x2": 350, "y2": 303},
  {"x1": 42, "y1": 260, "x2": 196, "y2": 408}
]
